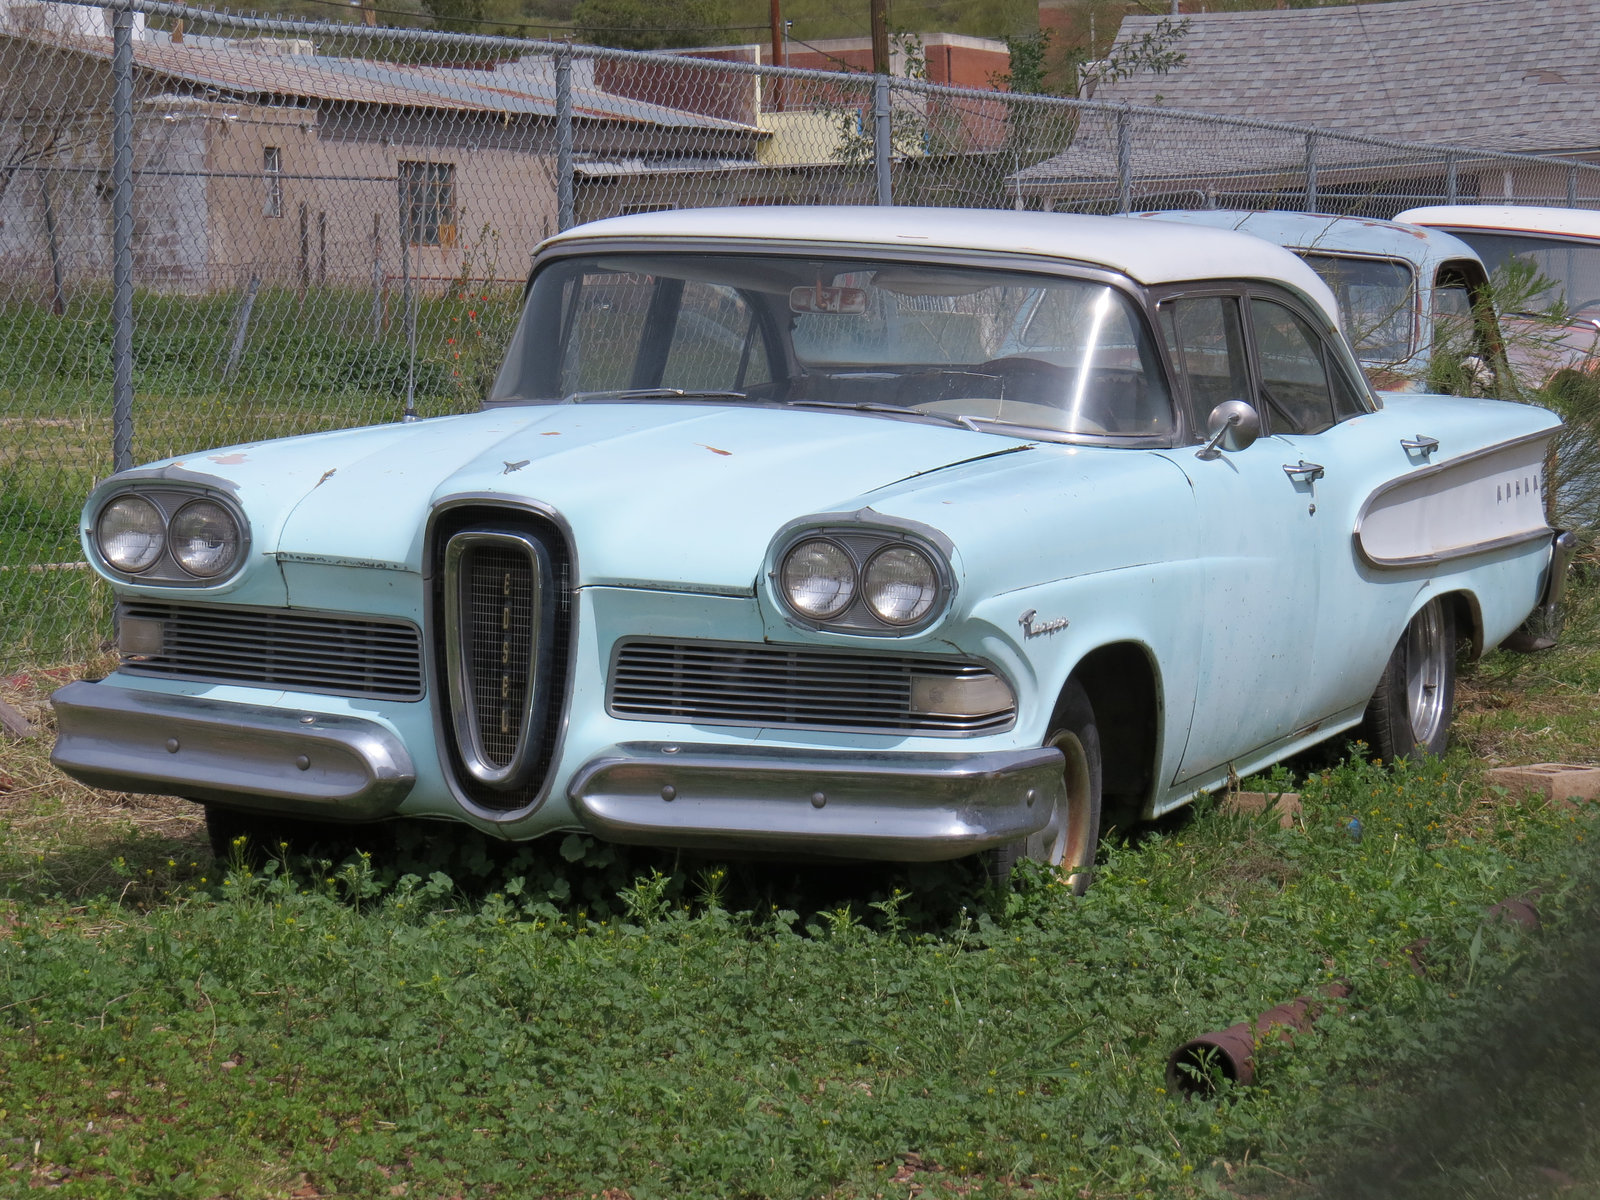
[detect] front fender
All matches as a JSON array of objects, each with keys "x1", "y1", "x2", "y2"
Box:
[{"x1": 960, "y1": 560, "x2": 1199, "y2": 773}]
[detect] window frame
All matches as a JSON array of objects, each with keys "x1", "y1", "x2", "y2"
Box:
[
  {"x1": 1151, "y1": 279, "x2": 1376, "y2": 440},
  {"x1": 399, "y1": 160, "x2": 457, "y2": 248},
  {"x1": 1294, "y1": 249, "x2": 1419, "y2": 366},
  {"x1": 263, "y1": 145, "x2": 283, "y2": 219}
]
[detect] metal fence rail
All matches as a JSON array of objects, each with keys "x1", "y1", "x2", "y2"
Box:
[{"x1": 3, "y1": 0, "x2": 1598, "y2": 669}]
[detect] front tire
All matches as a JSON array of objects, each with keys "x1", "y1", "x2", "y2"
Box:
[
  {"x1": 985, "y1": 681, "x2": 1103, "y2": 894},
  {"x1": 1357, "y1": 596, "x2": 1456, "y2": 761}
]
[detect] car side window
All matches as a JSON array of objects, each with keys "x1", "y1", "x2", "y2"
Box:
[
  {"x1": 1249, "y1": 298, "x2": 1337, "y2": 435},
  {"x1": 1157, "y1": 295, "x2": 1251, "y2": 442}
]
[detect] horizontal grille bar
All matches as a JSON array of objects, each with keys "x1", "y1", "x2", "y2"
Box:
[
  {"x1": 119, "y1": 601, "x2": 425, "y2": 701},
  {"x1": 609, "y1": 640, "x2": 1013, "y2": 735}
]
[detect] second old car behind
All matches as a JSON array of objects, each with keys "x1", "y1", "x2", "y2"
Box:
[{"x1": 51, "y1": 208, "x2": 1570, "y2": 890}]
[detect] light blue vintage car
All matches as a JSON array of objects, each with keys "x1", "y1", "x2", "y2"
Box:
[
  {"x1": 50, "y1": 208, "x2": 1570, "y2": 890},
  {"x1": 1130, "y1": 209, "x2": 1502, "y2": 394}
]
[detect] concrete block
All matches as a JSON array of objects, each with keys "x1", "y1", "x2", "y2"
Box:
[
  {"x1": 1487, "y1": 763, "x2": 1600, "y2": 806},
  {"x1": 1222, "y1": 791, "x2": 1302, "y2": 828}
]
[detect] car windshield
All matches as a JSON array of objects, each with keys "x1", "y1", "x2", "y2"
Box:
[
  {"x1": 489, "y1": 252, "x2": 1175, "y2": 440},
  {"x1": 1451, "y1": 231, "x2": 1600, "y2": 317},
  {"x1": 1299, "y1": 253, "x2": 1415, "y2": 362}
]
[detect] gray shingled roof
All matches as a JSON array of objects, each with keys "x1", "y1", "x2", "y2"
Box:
[{"x1": 1096, "y1": 0, "x2": 1600, "y2": 155}]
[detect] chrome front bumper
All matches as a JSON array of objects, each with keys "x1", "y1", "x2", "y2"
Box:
[
  {"x1": 50, "y1": 680, "x2": 415, "y2": 819},
  {"x1": 569, "y1": 741, "x2": 1065, "y2": 861}
]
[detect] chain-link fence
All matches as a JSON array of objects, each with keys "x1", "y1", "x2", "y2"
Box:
[{"x1": 3, "y1": 0, "x2": 1598, "y2": 669}]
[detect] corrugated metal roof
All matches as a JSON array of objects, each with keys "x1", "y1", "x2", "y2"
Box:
[{"x1": 11, "y1": 29, "x2": 761, "y2": 132}]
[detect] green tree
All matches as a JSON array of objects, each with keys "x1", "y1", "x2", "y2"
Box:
[{"x1": 572, "y1": 0, "x2": 734, "y2": 50}]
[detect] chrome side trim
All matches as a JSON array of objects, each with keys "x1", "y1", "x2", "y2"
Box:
[
  {"x1": 1353, "y1": 428, "x2": 1558, "y2": 569},
  {"x1": 442, "y1": 529, "x2": 555, "y2": 790},
  {"x1": 49, "y1": 680, "x2": 414, "y2": 819},
  {"x1": 1353, "y1": 527, "x2": 1556, "y2": 570},
  {"x1": 568, "y1": 741, "x2": 1064, "y2": 862}
]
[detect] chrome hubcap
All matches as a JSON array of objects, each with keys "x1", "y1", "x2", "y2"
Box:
[
  {"x1": 1404, "y1": 601, "x2": 1447, "y2": 748},
  {"x1": 1039, "y1": 728, "x2": 1094, "y2": 887}
]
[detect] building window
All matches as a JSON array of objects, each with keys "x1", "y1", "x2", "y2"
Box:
[
  {"x1": 399, "y1": 160, "x2": 455, "y2": 247},
  {"x1": 263, "y1": 146, "x2": 282, "y2": 218}
]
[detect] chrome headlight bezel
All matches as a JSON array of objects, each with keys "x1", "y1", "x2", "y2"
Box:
[
  {"x1": 88, "y1": 486, "x2": 251, "y2": 586},
  {"x1": 769, "y1": 515, "x2": 954, "y2": 636}
]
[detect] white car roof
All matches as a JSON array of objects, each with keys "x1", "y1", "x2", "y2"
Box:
[
  {"x1": 1396, "y1": 205, "x2": 1600, "y2": 240},
  {"x1": 544, "y1": 206, "x2": 1343, "y2": 328}
]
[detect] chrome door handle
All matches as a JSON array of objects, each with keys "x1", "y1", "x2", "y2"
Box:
[
  {"x1": 1401, "y1": 434, "x2": 1439, "y2": 455},
  {"x1": 1282, "y1": 460, "x2": 1325, "y2": 483}
]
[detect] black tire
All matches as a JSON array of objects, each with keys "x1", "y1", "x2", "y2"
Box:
[
  {"x1": 1357, "y1": 596, "x2": 1457, "y2": 762},
  {"x1": 985, "y1": 680, "x2": 1103, "y2": 894}
]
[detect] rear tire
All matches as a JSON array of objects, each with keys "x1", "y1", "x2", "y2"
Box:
[
  {"x1": 985, "y1": 680, "x2": 1103, "y2": 894},
  {"x1": 1357, "y1": 597, "x2": 1456, "y2": 762}
]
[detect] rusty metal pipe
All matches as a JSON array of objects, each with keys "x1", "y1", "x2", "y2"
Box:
[{"x1": 1167, "y1": 982, "x2": 1351, "y2": 1098}]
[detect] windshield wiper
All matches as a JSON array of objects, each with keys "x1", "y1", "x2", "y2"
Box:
[
  {"x1": 787, "y1": 399, "x2": 983, "y2": 432},
  {"x1": 562, "y1": 388, "x2": 748, "y2": 403}
]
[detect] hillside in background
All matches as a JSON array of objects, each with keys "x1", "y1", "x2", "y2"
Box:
[{"x1": 181, "y1": 0, "x2": 1036, "y2": 46}]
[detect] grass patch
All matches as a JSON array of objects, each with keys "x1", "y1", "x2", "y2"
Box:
[{"x1": 3, "y1": 613, "x2": 1600, "y2": 1198}]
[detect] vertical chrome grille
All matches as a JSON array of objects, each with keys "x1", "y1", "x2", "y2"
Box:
[
  {"x1": 443, "y1": 529, "x2": 555, "y2": 791},
  {"x1": 467, "y1": 547, "x2": 535, "y2": 767}
]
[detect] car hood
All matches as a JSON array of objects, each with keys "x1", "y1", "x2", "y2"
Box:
[{"x1": 262, "y1": 403, "x2": 1035, "y2": 590}]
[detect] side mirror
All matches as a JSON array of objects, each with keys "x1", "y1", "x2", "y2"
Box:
[{"x1": 1195, "y1": 399, "x2": 1261, "y2": 460}]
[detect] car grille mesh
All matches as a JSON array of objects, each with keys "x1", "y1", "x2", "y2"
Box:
[
  {"x1": 609, "y1": 641, "x2": 1014, "y2": 734},
  {"x1": 465, "y1": 546, "x2": 536, "y2": 768},
  {"x1": 118, "y1": 601, "x2": 424, "y2": 700}
]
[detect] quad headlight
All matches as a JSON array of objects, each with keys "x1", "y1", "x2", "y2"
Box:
[
  {"x1": 90, "y1": 488, "x2": 248, "y2": 583},
  {"x1": 96, "y1": 495, "x2": 166, "y2": 573},
  {"x1": 780, "y1": 538, "x2": 856, "y2": 618},
  {"x1": 773, "y1": 524, "x2": 952, "y2": 634},
  {"x1": 863, "y1": 545, "x2": 938, "y2": 625},
  {"x1": 169, "y1": 499, "x2": 243, "y2": 578}
]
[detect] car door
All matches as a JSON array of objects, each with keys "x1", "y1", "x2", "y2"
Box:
[
  {"x1": 1247, "y1": 293, "x2": 1414, "y2": 735},
  {"x1": 1153, "y1": 289, "x2": 1325, "y2": 786}
]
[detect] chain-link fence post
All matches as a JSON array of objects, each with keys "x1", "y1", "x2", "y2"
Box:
[
  {"x1": 1447, "y1": 154, "x2": 1459, "y2": 204},
  {"x1": 111, "y1": 2, "x2": 135, "y2": 473},
  {"x1": 557, "y1": 44, "x2": 575, "y2": 231},
  {"x1": 1304, "y1": 132, "x2": 1318, "y2": 212},
  {"x1": 873, "y1": 76, "x2": 892, "y2": 207},
  {"x1": 1116, "y1": 107, "x2": 1132, "y2": 213},
  {"x1": 1569, "y1": 165, "x2": 1579, "y2": 208}
]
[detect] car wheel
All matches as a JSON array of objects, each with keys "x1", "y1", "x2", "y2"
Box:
[
  {"x1": 1358, "y1": 597, "x2": 1456, "y2": 762},
  {"x1": 985, "y1": 680, "x2": 1103, "y2": 894}
]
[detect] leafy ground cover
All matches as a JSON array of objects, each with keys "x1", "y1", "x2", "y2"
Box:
[{"x1": 2, "y1": 593, "x2": 1600, "y2": 1199}]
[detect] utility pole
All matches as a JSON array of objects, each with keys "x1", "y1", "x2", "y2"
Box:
[
  {"x1": 870, "y1": 0, "x2": 889, "y2": 75},
  {"x1": 768, "y1": 0, "x2": 785, "y2": 111}
]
